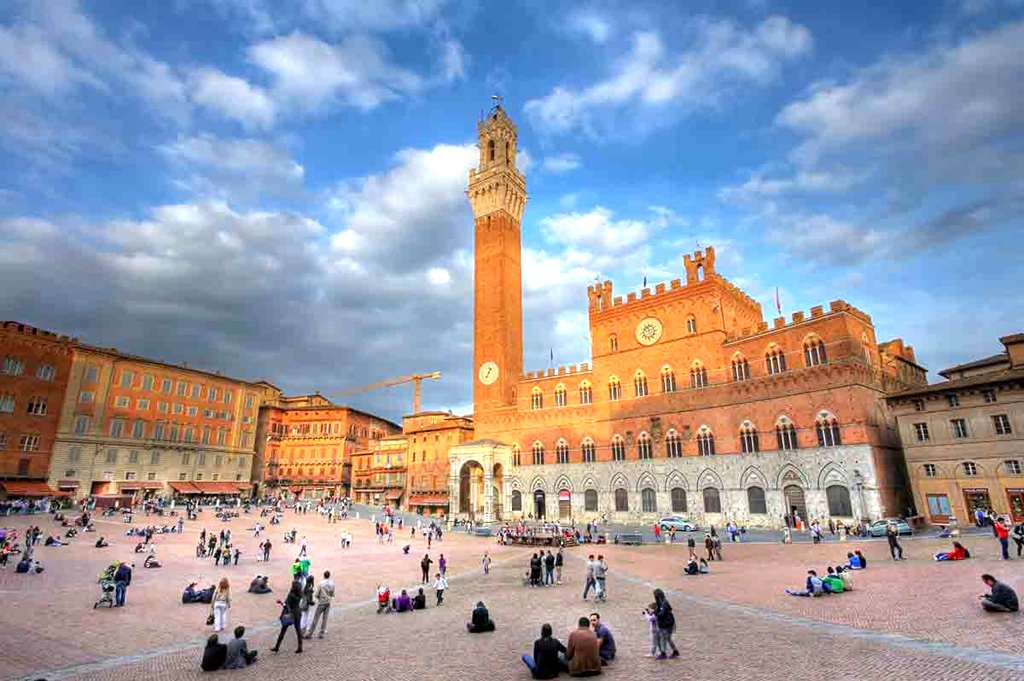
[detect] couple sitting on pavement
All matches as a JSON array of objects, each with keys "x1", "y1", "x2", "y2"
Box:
[
  {"x1": 248, "y1": 575, "x2": 272, "y2": 594},
  {"x1": 934, "y1": 541, "x2": 970, "y2": 561},
  {"x1": 846, "y1": 551, "x2": 867, "y2": 569},
  {"x1": 787, "y1": 566, "x2": 853, "y2": 597},
  {"x1": 522, "y1": 614, "x2": 614, "y2": 678},
  {"x1": 200, "y1": 626, "x2": 257, "y2": 671},
  {"x1": 684, "y1": 557, "x2": 710, "y2": 575}
]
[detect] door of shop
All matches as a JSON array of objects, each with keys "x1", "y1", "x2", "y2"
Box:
[
  {"x1": 784, "y1": 485, "x2": 808, "y2": 528},
  {"x1": 963, "y1": 488, "x2": 991, "y2": 524},
  {"x1": 558, "y1": 490, "x2": 571, "y2": 519},
  {"x1": 1007, "y1": 490, "x2": 1024, "y2": 522}
]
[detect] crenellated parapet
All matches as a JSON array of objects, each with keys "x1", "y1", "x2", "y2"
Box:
[
  {"x1": 521, "y1": 363, "x2": 592, "y2": 382},
  {"x1": 723, "y1": 300, "x2": 873, "y2": 344}
]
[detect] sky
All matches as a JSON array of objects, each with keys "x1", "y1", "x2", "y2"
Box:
[{"x1": 1, "y1": 0, "x2": 1023, "y2": 423}]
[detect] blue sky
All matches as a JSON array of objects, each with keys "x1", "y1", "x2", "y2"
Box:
[{"x1": 1, "y1": 0, "x2": 1022, "y2": 421}]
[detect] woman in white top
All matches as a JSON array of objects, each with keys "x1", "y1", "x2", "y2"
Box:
[{"x1": 211, "y1": 578, "x2": 231, "y2": 633}]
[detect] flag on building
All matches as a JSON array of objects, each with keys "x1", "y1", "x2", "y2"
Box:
[{"x1": 775, "y1": 287, "x2": 782, "y2": 315}]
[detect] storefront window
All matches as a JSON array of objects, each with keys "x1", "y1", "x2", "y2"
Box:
[{"x1": 926, "y1": 494, "x2": 951, "y2": 518}]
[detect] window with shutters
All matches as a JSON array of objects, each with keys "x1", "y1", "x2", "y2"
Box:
[
  {"x1": 661, "y1": 366, "x2": 676, "y2": 393},
  {"x1": 585, "y1": 489, "x2": 598, "y2": 512},
  {"x1": 555, "y1": 385, "x2": 567, "y2": 408},
  {"x1": 702, "y1": 487, "x2": 721, "y2": 513},
  {"x1": 614, "y1": 488, "x2": 628, "y2": 512},
  {"x1": 826, "y1": 485, "x2": 853, "y2": 517},
  {"x1": 690, "y1": 362, "x2": 708, "y2": 388},
  {"x1": 531, "y1": 388, "x2": 543, "y2": 410},
  {"x1": 765, "y1": 345, "x2": 787, "y2": 375},
  {"x1": 641, "y1": 488, "x2": 657, "y2": 513},
  {"x1": 804, "y1": 337, "x2": 828, "y2": 367},
  {"x1": 637, "y1": 432, "x2": 652, "y2": 459},
  {"x1": 732, "y1": 356, "x2": 750, "y2": 382},
  {"x1": 556, "y1": 440, "x2": 569, "y2": 464},
  {"x1": 671, "y1": 487, "x2": 687, "y2": 512},
  {"x1": 697, "y1": 427, "x2": 715, "y2": 456}
]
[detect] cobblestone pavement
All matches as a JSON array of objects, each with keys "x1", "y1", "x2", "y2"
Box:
[{"x1": 1, "y1": 509, "x2": 1021, "y2": 681}]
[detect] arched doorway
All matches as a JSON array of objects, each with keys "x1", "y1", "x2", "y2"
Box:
[
  {"x1": 558, "y1": 489, "x2": 571, "y2": 519},
  {"x1": 784, "y1": 485, "x2": 807, "y2": 527},
  {"x1": 459, "y1": 460, "x2": 485, "y2": 520},
  {"x1": 534, "y1": 489, "x2": 546, "y2": 519}
]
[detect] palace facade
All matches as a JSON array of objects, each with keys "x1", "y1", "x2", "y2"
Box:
[{"x1": 449, "y1": 106, "x2": 928, "y2": 527}]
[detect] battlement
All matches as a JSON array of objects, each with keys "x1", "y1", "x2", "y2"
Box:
[
  {"x1": 723, "y1": 299, "x2": 874, "y2": 343},
  {"x1": 1, "y1": 320, "x2": 79, "y2": 343},
  {"x1": 520, "y1": 363, "x2": 592, "y2": 382}
]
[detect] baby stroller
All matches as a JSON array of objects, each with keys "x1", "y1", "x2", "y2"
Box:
[{"x1": 95, "y1": 565, "x2": 117, "y2": 609}]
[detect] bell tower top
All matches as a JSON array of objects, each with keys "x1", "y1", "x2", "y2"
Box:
[{"x1": 468, "y1": 104, "x2": 527, "y2": 221}]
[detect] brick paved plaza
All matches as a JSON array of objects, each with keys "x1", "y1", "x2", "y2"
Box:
[{"x1": 1, "y1": 510, "x2": 1022, "y2": 681}]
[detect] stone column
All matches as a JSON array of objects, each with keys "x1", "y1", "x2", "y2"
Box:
[
  {"x1": 483, "y1": 472, "x2": 494, "y2": 522},
  {"x1": 449, "y1": 473, "x2": 459, "y2": 517}
]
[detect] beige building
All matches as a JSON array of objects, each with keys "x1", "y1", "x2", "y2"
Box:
[
  {"x1": 404, "y1": 411, "x2": 474, "y2": 516},
  {"x1": 47, "y1": 344, "x2": 264, "y2": 500},
  {"x1": 887, "y1": 334, "x2": 1024, "y2": 525}
]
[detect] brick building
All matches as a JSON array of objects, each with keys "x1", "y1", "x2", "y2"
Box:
[
  {"x1": 886, "y1": 334, "x2": 1024, "y2": 525},
  {"x1": 47, "y1": 343, "x2": 264, "y2": 500},
  {"x1": 351, "y1": 435, "x2": 408, "y2": 507},
  {"x1": 254, "y1": 386, "x2": 401, "y2": 501},
  {"x1": 404, "y1": 411, "x2": 475, "y2": 516},
  {"x1": 0, "y1": 322, "x2": 77, "y2": 498},
  {"x1": 449, "y1": 106, "x2": 927, "y2": 527}
]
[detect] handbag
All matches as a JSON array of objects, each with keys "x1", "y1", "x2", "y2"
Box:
[{"x1": 279, "y1": 604, "x2": 294, "y2": 626}]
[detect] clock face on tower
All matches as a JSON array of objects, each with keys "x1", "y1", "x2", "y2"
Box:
[
  {"x1": 479, "y1": 361, "x2": 499, "y2": 385},
  {"x1": 635, "y1": 317, "x2": 664, "y2": 346}
]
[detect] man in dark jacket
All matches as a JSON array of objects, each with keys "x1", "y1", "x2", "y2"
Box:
[
  {"x1": 223, "y1": 626, "x2": 258, "y2": 668},
  {"x1": 981, "y1": 574, "x2": 1019, "y2": 612},
  {"x1": 466, "y1": 601, "x2": 496, "y2": 632},
  {"x1": 522, "y1": 623, "x2": 568, "y2": 679},
  {"x1": 421, "y1": 554, "x2": 433, "y2": 583},
  {"x1": 114, "y1": 561, "x2": 132, "y2": 607},
  {"x1": 544, "y1": 551, "x2": 556, "y2": 585}
]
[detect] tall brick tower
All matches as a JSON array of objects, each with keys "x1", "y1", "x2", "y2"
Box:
[{"x1": 467, "y1": 105, "x2": 527, "y2": 415}]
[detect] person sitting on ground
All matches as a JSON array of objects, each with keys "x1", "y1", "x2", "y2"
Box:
[
  {"x1": 95, "y1": 536, "x2": 109, "y2": 548},
  {"x1": 787, "y1": 570, "x2": 825, "y2": 597},
  {"x1": 44, "y1": 535, "x2": 64, "y2": 547},
  {"x1": 200, "y1": 634, "x2": 227, "y2": 672},
  {"x1": 394, "y1": 589, "x2": 412, "y2": 613},
  {"x1": 248, "y1": 575, "x2": 272, "y2": 594},
  {"x1": 935, "y1": 541, "x2": 970, "y2": 561},
  {"x1": 223, "y1": 625, "x2": 258, "y2": 669},
  {"x1": 823, "y1": 567, "x2": 844, "y2": 593},
  {"x1": 376, "y1": 585, "x2": 392, "y2": 614},
  {"x1": 412, "y1": 587, "x2": 427, "y2": 610},
  {"x1": 566, "y1": 616, "x2": 602, "y2": 676},
  {"x1": 699, "y1": 558, "x2": 710, "y2": 574},
  {"x1": 522, "y1": 623, "x2": 569, "y2": 679},
  {"x1": 854, "y1": 550, "x2": 867, "y2": 568},
  {"x1": 466, "y1": 601, "x2": 496, "y2": 632},
  {"x1": 980, "y1": 574, "x2": 1019, "y2": 613},
  {"x1": 143, "y1": 554, "x2": 162, "y2": 568},
  {"x1": 847, "y1": 552, "x2": 864, "y2": 570},
  {"x1": 590, "y1": 613, "x2": 615, "y2": 665},
  {"x1": 134, "y1": 542, "x2": 147, "y2": 554},
  {"x1": 836, "y1": 566, "x2": 853, "y2": 591},
  {"x1": 684, "y1": 557, "x2": 699, "y2": 575},
  {"x1": 65, "y1": 528, "x2": 78, "y2": 539}
]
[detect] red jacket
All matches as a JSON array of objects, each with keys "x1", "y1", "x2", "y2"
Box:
[{"x1": 996, "y1": 522, "x2": 1010, "y2": 539}]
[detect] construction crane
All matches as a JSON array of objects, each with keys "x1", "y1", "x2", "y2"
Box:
[{"x1": 326, "y1": 371, "x2": 441, "y2": 414}]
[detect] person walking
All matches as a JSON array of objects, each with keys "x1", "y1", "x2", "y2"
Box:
[
  {"x1": 653, "y1": 588, "x2": 680, "y2": 659},
  {"x1": 271, "y1": 581, "x2": 304, "y2": 654},
  {"x1": 433, "y1": 572, "x2": 448, "y2": 605},
  {"x1": 304, "y1": 570, "x2": 334, "y2": 639},
  {"x1": 210, "y1": 577, "x2": 231, "y2": 634},
  {"x1": 887, "y1": 522, "x2": 904, "y2": 561},
  {"x1": 113, "y1": 560, "x2": 132, "y2": 607},
  {"x1": 439, "y1": 554, "x2": 447, "y2": 576},
  {"x1": 555, "y1": 547, "x2": 564, "y2": 584},
  {"x1": 995, "y1": 517, "x2": 1011, "y2": 560},
  {"x1": 1012, "y1": 522, "x2": 1024, "y2": 558},
  {"x1": 704, "y1": 534, "x2": 715, "y2": 561},
  {"x1": 582, "y1": 554, "x2": 596, "y2": 601},
  {"x1": 421, "y1": 554, "x2": 433, "y2": 583},
  {"x1": 594, "y1": 555, "x2": 608, "y2": 602},
  {"x1": 482, "y1": 552, "x2": 491, "y2": 574},
  {"x1": 299, "y1": 536, "x2": 308, "y2": 557}
]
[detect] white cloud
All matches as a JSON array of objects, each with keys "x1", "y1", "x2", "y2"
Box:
[
  {"x1": 525, "y1": 15, "x2": 813, "y2": 138},
  {"x1": 249, "y1": 31, "x2": 424, "y2": 112},
  {"x1": 558, "y1": 193, "x2": 579, "y2": 209},
  {"x1": 516, "y1": 148, "x2": 535, "y2": 174},
  {"x1": 439, "y1": 37, "x2": 468, "y2": 81},
  {"x1": 539, "y1": 205, "x2": 677, "y2": 261},
  {"x1": 188, "y1": 68, "x2": 277, "y2": 130},
  {"x1": 566, "y1": 12, "x2": 613, "y2": 43},
  {"x1": 0, "y1": 23, "x2": 102, "y2": 94},
  {"x1": 303, "y1": 0, "x2": 450, "y2": 32},
  {"x1": 542, "y1": 153, "x2": 582, "y2": 174},
  {"x1": 718, "y1": 167, "x2": 870, "y2": 203},
  {"x1": 428, "y1": 267, "x2": 451, "y2": 284}
]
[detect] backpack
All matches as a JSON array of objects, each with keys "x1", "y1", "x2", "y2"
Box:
[{"x1": 656, "y1": 603, "x2": 675, "y2": 630}]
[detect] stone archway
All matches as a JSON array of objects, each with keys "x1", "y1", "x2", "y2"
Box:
[
  {"x1": 459, "y1": 460, "x2": 485, "y2": 521},
  {"x1": 492, "y1": 463, "x2": 505, "y2": 521},
  {"x1": 534, "y1": 489, "x2": 547, "y2": 519}
]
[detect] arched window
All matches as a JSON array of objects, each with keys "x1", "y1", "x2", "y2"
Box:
[
  {"x1": 532, "y1": 441, "x2": 545, "y2": 465},
  {"x1": 554, "y1": 384, "x2": 567, "y2": 408},
  {"x1": 531, "y1": 387, "x2": 543, "y2": 410},
  {"x1": 488, "y1": 139, "x2": 495, "y2": 161},
  {"x1": 804, "y1": 336, "x2": 828, "y2": 367},
  {"x1": 826, "y1": 485, "x2": 853, "y2": 516},
  {"x1": 686, "y1": 315, "x2": 697, "y2": 334},
  {"x1": 666, "y1": 429, "x2": 683, "y2": 458},
  {"x1": 634, "y1": 370, "x2": 649, "y2": 397},
  {"x1": 661, "y1": 366, "x2": 676, "y2": 393},
  {"x1": 766, "y1": 344, "x2": 787, "y2": 375},
  {"x1": 608, "y1": 376, "x2": 621, "y2": 401},
  {"x1": 511, "y1": 490, "x2": 522, "y2": 511},
  {"x1": 556, "y1": 439, "x2": 570, "y2": 464},
  {"x1": 611, "y1": 435, "x2": 625, "y2": 461},
  {"x1": 614, "y1": 488, "x2": 629, "y2": 512},
  {"x1": 690, "y1": 362, "x2": 708, "y2": 388},
  {"x1": 609, "y1": 335, "x2": 618, "y2": 353},
  {"x1": 732, "y1": 355, "x2": 750, "y2": 382},
  {"x1": 697, "y1": 427, "x2": 716, "y2": 456},
  {"x1": 816, "y1": 412, "x2": 842, "y2": 447},
  {"x1": 637, "y1": 432, "x2": 652, "y2": 459},
  {"x1": 584, "y1": 489, "x2": 598, "y2": 511},
  {"x1": 776, "y1": 416, "x2": 798, "y2": 451},
  {"x1": 641, "y1": 488, "x2": 657, "y2": 513},
  {"x1": 581, "y1": 438, "x2": 596, "y2": 463},
  {"x1": 579, "y1": 380, "x2": 593, "y2": 404},
  {"x1": 747, "y1": 486, "x2": 767, "y2": 514},
  {"x1": 963, "y1": 461, "x2": 979, "y2": 476},
  {"x1": 702, "y1": 487, "x2": 722, "y2": 513},
  {"x1": 740, "y1": 422, "x2": 760, "y2": 454},
  {"x1": 511, "y1": 444, "x2": 521, "y2": 467},
  {"x1": 671, "y1": 487, "x2": 687, "y2": 512}
]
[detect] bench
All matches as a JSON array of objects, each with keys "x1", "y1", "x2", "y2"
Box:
[{"x1": 614, "y1": 532, "x2": 643, "y2": 546}]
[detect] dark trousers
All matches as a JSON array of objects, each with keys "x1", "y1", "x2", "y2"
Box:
[
  {"x1": 114, "y1": 581, "x2": 127, "y2": 606},
  {"x1": 422, "y1": 568, "x2": 429, "y2": 583},
  {"x1": 999, "y1": 537, "x2": 1010, "y2": 560},
  {"x1": 1013, "y1": 536, "x2": 1024, "y2": 557},
  {"x1": 273, "y1": 617, "x2": 303, "y2": 651},
  {"x1": 888, "y1": 539, "x2": 903, "y2": 559},
  {"x1": 545, "y1": 567, "x2": 554, "y2": 584},
  {"x1": 436, "y1": 589, "x2": 444, "y2": 605},
  {"x1": 582, "y1": 576, "x2": 595, "y2": 599}
]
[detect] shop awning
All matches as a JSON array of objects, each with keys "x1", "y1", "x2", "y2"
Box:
[
  {"x1": 57, "y1": 479, "x2": 80, "y2": 488},
  {"x1": 120, "y1": 483, "x2": 143, "y2": 491},
  {"x1": 192, "y1": 482, "x2": 241, "y2": 494},
  {"x1": 139, "y1": 482, "x2": 165, "y2": 489},
  {"x1": 409, "y1": 494, "x2": 449, "y2": 506},
  {"x1": 123, "y1": 482, "x2": 164, "y2": 491},
  {"x1": 168, "y1": 481, "x2": 201, "y2": 493},
  {"x1": 0, "y1": 481, "x2": 55, "y2": 497},
  {"x1": 384, "y1": 490, "x2": 404, "y2": 500}
]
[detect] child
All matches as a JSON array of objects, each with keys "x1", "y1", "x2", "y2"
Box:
[
  {"x1": 433, "y1": 572, "x2": 448, "y2": 605},
  {"x1": 376, "y1": 585, "x2": 392, "y2": 614},
  {"x1": 643, "y1": 603, "x2": 660, "y2": 657},
  {"x1": 482, "y1": 552, "x2": 491, "y2": 574}
]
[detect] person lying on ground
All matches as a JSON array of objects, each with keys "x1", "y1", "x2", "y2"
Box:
[
  {"x1": 684, "y1": 557, "x2": 698, "y2": 575},
  {"x1": 934, "y1": 541, "x2": 970, "y2": 561},
  {"x1": 144, "y1": 554, "x2": 162, "y2": 568}
]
